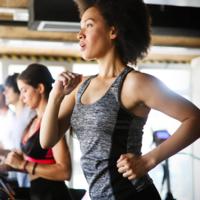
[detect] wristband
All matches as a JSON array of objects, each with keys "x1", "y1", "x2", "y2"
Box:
[{"x1": 32, "y1": 163, "x2": 37, "y2": 175}]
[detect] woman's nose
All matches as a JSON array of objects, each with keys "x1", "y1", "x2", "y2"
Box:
[
  {"x1": 20, "y1": 93, "x2": 25, "y2": 101},
  {"x1": 77, "y1": 29, "x2": 85, "y2": 40}
]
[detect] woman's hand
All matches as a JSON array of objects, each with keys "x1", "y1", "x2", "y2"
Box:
[
  {"x1": 51, "y1": 71, "x2": 82, "y2": 99},
  {"x1": 4, "y1": 150, "x2": 25, "y2": 171},
  {"x1": 116, "y1": 153, "x2": 156, "y2": 180}
]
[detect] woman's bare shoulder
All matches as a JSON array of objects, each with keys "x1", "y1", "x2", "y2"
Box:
[
  {"x1": 125, "y1": 69, "x2": 158, "y2": 88},
  {"x1": 122, "y1": 69, "x2": 165, "y2": 105}
]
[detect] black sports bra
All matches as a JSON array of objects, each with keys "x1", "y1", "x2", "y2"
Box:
[{"x1": 21, "y1": 122, "x2": 55, "y2": 164}]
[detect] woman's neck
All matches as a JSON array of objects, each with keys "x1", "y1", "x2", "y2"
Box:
[
  {"x1": 35, "y1": 99, "x2": 47, "y2": 119},
  {"x1": 97, "y1": 47, "x2": 125, "y2": 78}
]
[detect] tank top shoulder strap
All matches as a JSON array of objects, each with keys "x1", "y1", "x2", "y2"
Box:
[
  {"x1": 112, "y1": 66, "x2": 133, "y2": 87},
  {"x1": 109, "y1": 66, "x2": 134, "y2": 102},
  {"x1": 77, "y1": 75, "x2": 97, "y2": 101}
]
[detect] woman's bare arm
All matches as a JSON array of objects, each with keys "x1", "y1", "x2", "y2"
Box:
[
  {"x1": 28, "y1": 137, "x2": 71, "y2": 181},
  {"x1": 40, "y1": 72, "x2": 82, "y2": 148},
  {"x1": 5, "y1": 137, "x2": 72, "y2": 181},
  {"x1": 117, "y1": 72, "x2": 200, "y2": 179}
]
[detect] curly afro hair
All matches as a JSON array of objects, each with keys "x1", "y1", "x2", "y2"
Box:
[{"x1": 74, "y1": 0, "x2": 151, "y2": 65}]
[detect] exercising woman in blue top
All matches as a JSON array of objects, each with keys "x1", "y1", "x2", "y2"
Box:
[{"x1": 40, "y1": 0, "x2": 200, "y2": 199}]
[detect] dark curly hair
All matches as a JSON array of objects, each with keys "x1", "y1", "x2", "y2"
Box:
[
  {"x1": 5, "y1": 73, "x2": 20, "y2": 94},
  {"x1": 18, "y1": 63, "x2": 54, "y2": 99},
  {"x1": 74, "y1": 0, "x2": 151, "y2": 65}
]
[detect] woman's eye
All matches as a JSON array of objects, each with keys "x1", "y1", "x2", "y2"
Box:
[
  {"x1": 22, "y1": 89, "x2": 27, "y2": 94},
  {"x1": 86, "y1": 23, "x2": 93, "y2": 28}
]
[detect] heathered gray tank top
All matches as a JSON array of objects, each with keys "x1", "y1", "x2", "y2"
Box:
[{"x1": 71, "y1": 66, "x2": 153, "y2": 200}]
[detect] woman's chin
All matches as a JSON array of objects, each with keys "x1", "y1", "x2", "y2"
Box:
[
  {"x1": 81, "y1": 55, "x2": 95, "y2": 61},
  {"x1": 26, "y1": 104, "x2": 34, "y2": 110}
]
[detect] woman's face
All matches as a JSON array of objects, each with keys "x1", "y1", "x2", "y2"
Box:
[
  {"x1": 78, "y1": 6, "x2": 116, "y2": 60},
  {"x1": 17, "y1": 80, "x2": 41, "y2": 109},
  {"x1": 4, "y1": 86, "x2": 19, "y2": 105}
]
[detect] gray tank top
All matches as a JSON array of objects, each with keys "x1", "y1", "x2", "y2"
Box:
[{"x1": 71, "y1": 66, "x2": 153, "y2": 200}]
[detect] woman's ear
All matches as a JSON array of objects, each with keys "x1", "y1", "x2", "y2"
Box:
[
  {"x1": 110, "y1": 26, "x2": 117, "y2": 40},
  {"x1": 37, "y1": 83, "x2": 45, "y2": 94}
]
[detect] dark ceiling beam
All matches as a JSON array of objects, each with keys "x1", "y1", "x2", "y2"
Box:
[
  {"x1": 0, "y1": 12, "x2": 12, "y2": 20},
  {"x1": 0, "y1": 26, "x2": 77, "y2": 41},
  {"x1": 152, "y1": 35, "x2": 200, "y2": 48},
  {"x1": 0, "y1": 45, "x2": 81, "y2": 58},
  {"x1": 144, "y1": 53, "x2": 199, "y2": 64},
  {"x1": 0, "y1": 0, "x2": 28, "y2": 8},
  {"x1": 1, "y1": 26, "x2": 200, "y2": 48}
]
